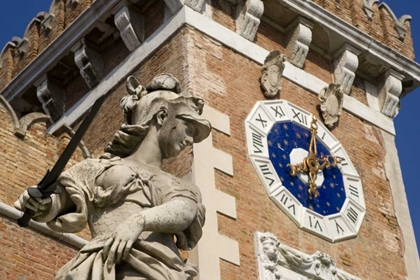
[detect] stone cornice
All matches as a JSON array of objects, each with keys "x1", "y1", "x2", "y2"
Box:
[
  {"x1": 2, "y1": 0, "x2": 122, "y2": 102},
  {"x1": 279, "y1": 0, "x2": 420, "y2": 95}
]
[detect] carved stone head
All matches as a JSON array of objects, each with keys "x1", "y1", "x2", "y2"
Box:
[{"x1": 104, "y1": 74, "x2": 211, "y2": 158}]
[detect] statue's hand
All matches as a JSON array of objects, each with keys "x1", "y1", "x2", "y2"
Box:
[
  {"x1": 103, "y1": 213, "x2": 145, "y2": 271},
  {"x1": 14, "y1": 187, "x2": 52, "y2": 217}
]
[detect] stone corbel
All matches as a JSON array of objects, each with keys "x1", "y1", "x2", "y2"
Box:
[
  {"x1": 362, "y1": 0, "x2": 379, "y2": 19},
  {"x1": 285, "y1": 17, "x2": 313, "y2": 68},
  {"x1": 333, "y1": 44, "x2": 361, "y2": 94},
  {"x1": 377, "y1": 69, "x2": 404, "y2": 118},
  {"x1": 236, "y1": 0, "x2": 264, "y2": 42},
  {"x1": 185, "y1": 0, "x2": 206, "y2": 13},
  {"x1": 71, "y1": 39, "x2": 104, "y2": 89},
  {"x1": 163, "y1": 0, "x2": 184, "y2": 14},
  {"x1": 114, "y1": 6, "x2": 144, "y2": 52},
  {"x1": 34, "y1": 74, "x2": 65, "y2": 122}
]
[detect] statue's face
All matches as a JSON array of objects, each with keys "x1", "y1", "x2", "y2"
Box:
[{"x1": 161, "y1": 116, "x2": 195, "y2": 158}]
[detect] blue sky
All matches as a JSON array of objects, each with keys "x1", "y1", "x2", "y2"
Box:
[{"x1": 0, "y1": 0, "x2": 419, "y2": 255}]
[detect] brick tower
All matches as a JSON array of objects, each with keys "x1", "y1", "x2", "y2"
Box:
[{"x1": 0, "y1": 0, "x2": 419, "y2": 279}]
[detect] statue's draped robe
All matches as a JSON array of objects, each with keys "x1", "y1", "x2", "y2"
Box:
[{"x1": 40, "y1": 158, "x2": 205, "y2": 280}]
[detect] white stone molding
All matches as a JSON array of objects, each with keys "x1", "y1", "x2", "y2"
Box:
[
  {"x1": 362, "y1": 0, "x2": 379, "y2": 19},
  {"x1": 192, "y1": 106, "x2": 240, "y2": 280},
  {"x1": 377, "y1": 69, "x2": 404, "y2": 118},
  {"x1": 164, "y1": 0, "x2": 184, "y2": 14},
  {"x1": 114, "y1": 6, "x2": 144, "y2": 52},
  {"x1": 319, "y1": 83, "x2": 344, "y2": 128},
  {"x1": 260, "y1": 50, "x2": 286, "y2": 98},
  {"x1": 0, "y1": 202, "x2": 86, "y2": 250},
  {"x1": 34, "y1": 74, "x2": 65, "y2": 122},
  {"x1": 236, "y1": 0, "x2": 264, "y2": 41},
  {"x1": 0, "y1": 95, "x2": 50, "y2": 138},
  {"x1": 71, "y1": 38, "x2": 104, "y2": 89},
  {"x1": 255, "y1": 232, "x2": 362, "y2": 280},
  {"x1": 378, "y1": 3, "x2": 411, "y2": 39},
  {"x1": 285, "y1": 17, "x2": 313, "y2": 68},
  {"x1": 333, "y1": 44, "x2": 361, "y2": 94},
  {"x1": 48, "y1": 7, "x2": 395, "y2": 137},
  {"x1": 380, "y1": 131, "x2": 420, "y2": 280}
]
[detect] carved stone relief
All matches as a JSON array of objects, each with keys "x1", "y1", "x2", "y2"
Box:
[
  {"x1": 114, "y1": 5, "x2": 144, "y2": 52},
  {"x1": 71, "y1": 38, "x2": 104, "y2": 89},
  {"x1": 255, "y1": 232, "x2": 361, "y2": 280},
  {"x1": 260, "y1": 50, "x2": 286, "y2": 98},
  {"x1": 34, "y1": 74, "x2": 65, "y2": 122},
  {"x1": 333, "y1": 44, "x2": 360, "y2": 95},
  {"x1": 236, "y1": 0, "x2": 264, "y2": 41},
  {"x1": 378, "y1": 69, "x2": 404, "y2": 118},
  {"x1": 319, "y1": 84, "x2": 344, "y2": 128},
  {"x1": 285, "y1": 17, "x2": 313, "y2": 68}
]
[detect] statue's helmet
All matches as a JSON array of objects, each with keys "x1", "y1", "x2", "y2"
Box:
[{"x1": 123, "y1": 74, "x2": 211, "y2": 143}]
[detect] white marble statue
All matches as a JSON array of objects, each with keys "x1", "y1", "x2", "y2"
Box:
[{"x1": 14, "y1": 74, "x2": 211, "y2": 280}]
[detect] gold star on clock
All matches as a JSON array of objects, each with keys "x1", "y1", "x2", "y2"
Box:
[
  {"x1": 271, "y1": 153, "x2": 276, "y2": 158},
  {"x1": 283, "y1": 124, "x2": 288, "y2": 130},
  {"x1": 278, "y1": 163, "x2": 283, "y2": 168},
  {"x1": 298, "y1": 185, "x2": 303, "y2": 191},
  {"x1": 326, "y1": 202, "x2": 330, "y2": 207},
  {"x1": 282, "y1": 154, "x2": 287, "y2": 159},
  {"x1": 290, "y1": 181, "x2": 294, "y2": 186},
  {"x1": 322, "y1": 185, "x2": 327, "y2": 189},
  {"x1": 330, "y1": 182, "x2": 335, "y2": 188},
  {"x1": 268, "y1": 140, "x2": 273, "y2": 146},
  {"x1": 337, "y1": 193, "x2": 341, "y2": 197},
  {"x1": 296, "y1": 133, "x2": 301, "y2": 139},
  {"x1": 283, "y1": 140, "x2": 288, "y2": 146}
]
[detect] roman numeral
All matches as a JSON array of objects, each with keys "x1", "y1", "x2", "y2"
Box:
[
  {"x1": 278, "y1": 193, "x2": 296, "y2": 216},
  {"x1": 259, "y1": 164, "x2": 275, "y2": 186},
  {"x1": 291, "y1": 109, "x2": 308, "y2": 125},
  {"x1": 309, "y1": 216, "x2": 323, "y2": 232},
  {"x1": 287, "y1": 204, "x2": 296, "y2": 215},
  {"x1": 347, "y1": 207, "x2": 358, "y2": 224},
  {"x1": 340, "y1": 158, "x2": 348, "y2": 166},
  {"x1": 335, "y1": 220, "x2": 344, "y2": 234},
  {"x1": 252, "y1": 132, "x2": 263, "y2": 154},
  {"x1": 270, "y1": 105, "x2": 285, "y2": 118},
  {"x1": 255, "y1": 113, "x2": 268, "y2": 128},
  {"x1": 321, "y1": 132, "x2": 326, "y2": 140},
  {"x1": 349, "y1": 185, "x2": 359, "y2": 198}
]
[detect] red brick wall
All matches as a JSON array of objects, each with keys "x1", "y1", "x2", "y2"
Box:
[{"x1": 186, "y1": 28, "x2": 407, "y2": 279}]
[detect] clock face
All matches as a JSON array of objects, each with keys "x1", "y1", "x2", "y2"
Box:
[{"x1": 245, "y1": 100, "x2": 366, "y2": 242}]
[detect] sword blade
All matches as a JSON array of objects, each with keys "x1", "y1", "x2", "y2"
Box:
[{"x1": 18, "y1": 94, "x2": 106, "y2": 227}]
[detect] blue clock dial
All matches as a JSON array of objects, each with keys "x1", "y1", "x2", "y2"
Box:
[{"x1": 267, "y1": 121, "x2": 346, "y2": 216}]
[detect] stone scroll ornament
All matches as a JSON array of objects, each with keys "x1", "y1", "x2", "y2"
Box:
[
  {"x1": 14, "y1": 74, "x2": 212, "y2": 280},
  {"x1": 319, "y1": 84, "x2": 344, "y2": 128},
  {"x1": 255, "y1": 232, "x2": 361, "y2": 280},
  {"x1": 260, "y1": 50, "x2": 287, "y2": 98}
]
